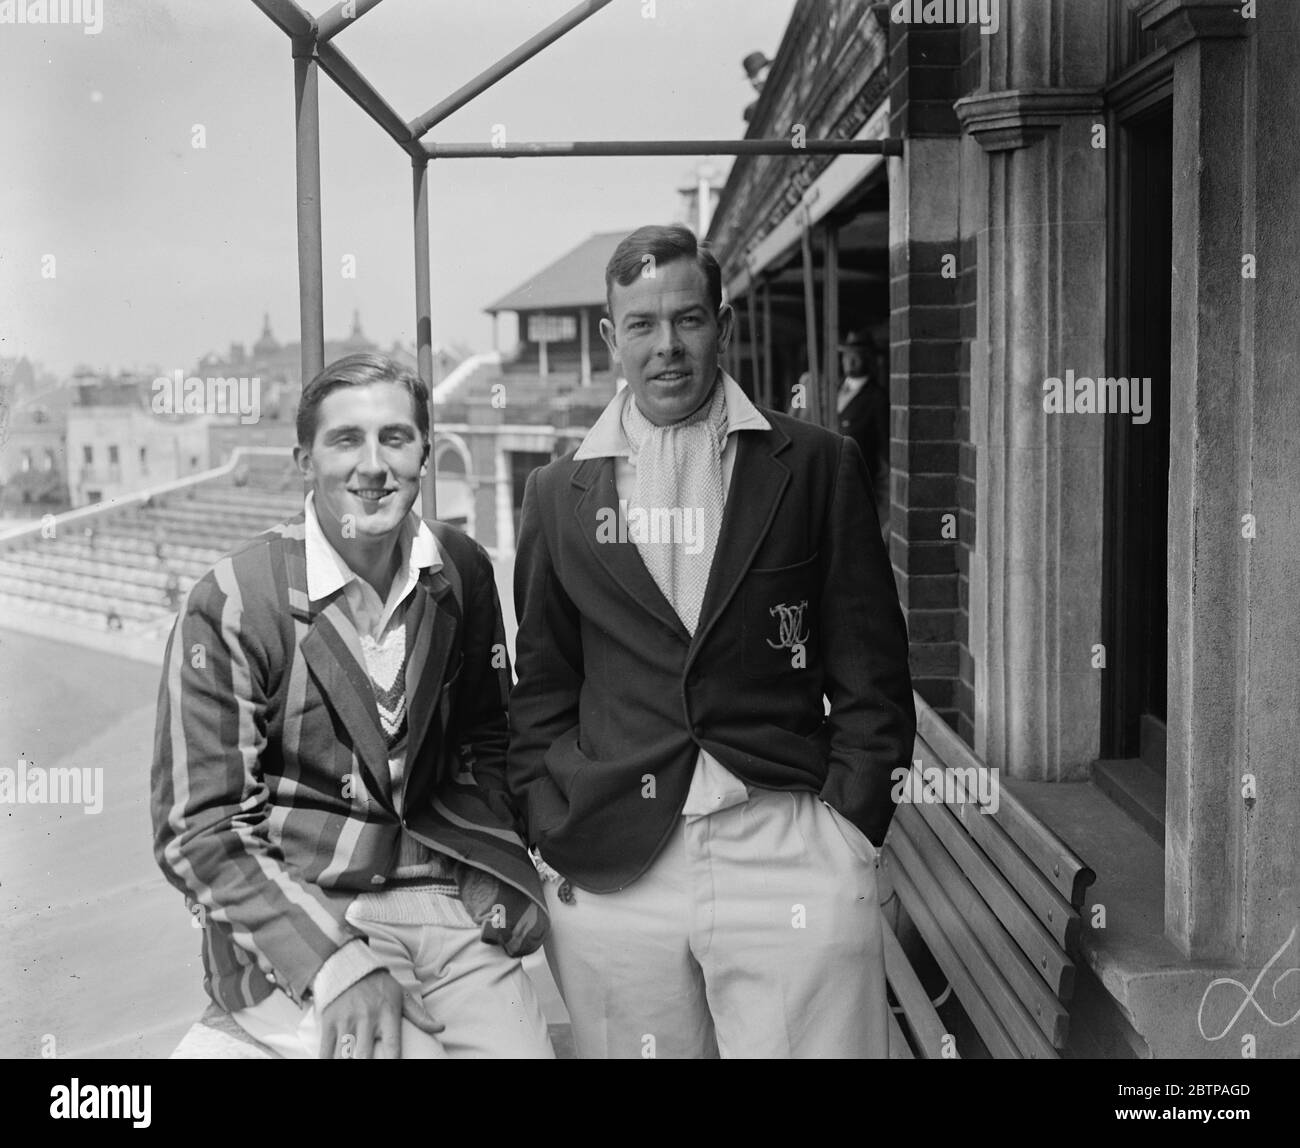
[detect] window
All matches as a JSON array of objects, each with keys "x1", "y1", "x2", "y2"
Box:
[
  {"x1": 21, "y1": 450, "x2": 32, "y2": 472},
  {"x1": 139, "y1": 446, "x2": 148, "y2": 474},
  {"x1": 83, "y1": 445, "x2": 93, "y2": 464},
  {"x1": 108, "y1": 445, "x2": 119, "y2": 465},
  {"x1": 43, "y1": 450, "x2": 55, "y2": 472}
]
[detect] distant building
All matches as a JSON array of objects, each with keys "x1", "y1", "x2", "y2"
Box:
[
  {"x1": 675, "y1": 162, "x2": 724, "y2": 238},
  {"x1": 485, "y1": 232, "x2": 624, "y2": 386},
  {"x1": 0, "y1": 371, "x2": 73, "y2": 515},
  {"x1": 66, "y1": 370, "x2": 210, "y2": 507},
  {"x1": 203, "y1": 313, "x2": 463, "y2": 465},
  {"x1": 449, "y1": 232, "x2": 643, "y2": 550}
]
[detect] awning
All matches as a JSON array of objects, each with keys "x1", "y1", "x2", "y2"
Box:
[{"x1": 725, "y1": 101, "x2": 893, "y2": 301}]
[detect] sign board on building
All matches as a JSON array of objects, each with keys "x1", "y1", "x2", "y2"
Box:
[{"x1": 528, "y1": 313, "x2": 576, "y2": 344}]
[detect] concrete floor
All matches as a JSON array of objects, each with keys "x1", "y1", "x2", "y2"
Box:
[{"x1": 0, "y1": 553, "x2": 566, "y2": 1059}]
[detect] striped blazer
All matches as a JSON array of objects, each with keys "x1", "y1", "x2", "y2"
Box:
[{"x1": 151, "y1": 513, "x2": 545, "y2": 1012}]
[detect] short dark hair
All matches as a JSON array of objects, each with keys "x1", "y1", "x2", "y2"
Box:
[
  {"x1": 296, "y1": 352, "x2": 430, "y2": 448},
  {"x1": 604, "y1": 224, "x2": 723, "y2": 321}
]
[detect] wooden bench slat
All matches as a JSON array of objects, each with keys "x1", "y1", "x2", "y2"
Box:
[
  {"x1": 905, "y1": 763, "x2": 1077, "y2": 1002},
  {"x1": 915, "y1": 695, "x2": 1097, "y2": 909},
  {"x1": 881, "y1": 915, "x2": 952, "y2": 1059},
  {"x1": 887, "y1": 1010, "x2": 915, "y2": 1059},
  {"x1": 889, "y1": 830, "x2": 1060, "y2": 1060},
  {"x1": 895, "y1": 803, "x2": 1071, "y2": 1048},
  {"x1": 909, "y1": 744, "x2": 1083, "y2": 957},
  {"x1": 886, "y1": 846, "x2": 1025, "y2": 1060}
]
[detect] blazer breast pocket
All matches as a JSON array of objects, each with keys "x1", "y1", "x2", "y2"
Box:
[{"x1": 741, "y1": 553, "x2": 820, "y2": 679}]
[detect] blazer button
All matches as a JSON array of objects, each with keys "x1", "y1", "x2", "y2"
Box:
[{"x1": 693, "y1": 725, "x2": 704, "y2": 739}]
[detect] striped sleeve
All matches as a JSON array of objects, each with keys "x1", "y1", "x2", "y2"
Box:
[{"x1": 150, "y1": 557, "x2": 359, "y2": 1005}]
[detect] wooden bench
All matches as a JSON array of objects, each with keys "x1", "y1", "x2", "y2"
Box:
[{"x1": 880, "y1": 694, "x2": 1097, "y2": 1059}]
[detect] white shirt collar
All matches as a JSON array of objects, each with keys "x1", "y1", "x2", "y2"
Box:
[
  {"x1": 303, "y1": 490, "x2": 441, "y2": 604},
  {"x1": 573, "y1": 371, "x2": 770, "y2": 461}
]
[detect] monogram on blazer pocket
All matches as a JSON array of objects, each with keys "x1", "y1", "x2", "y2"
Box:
[{"x1": 741, "y1": 553, "x2": 820, "y2": 679}]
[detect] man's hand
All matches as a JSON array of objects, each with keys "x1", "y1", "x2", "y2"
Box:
[{"x1": 317, "y1": 969, "x2": 444, "y2": 1059}]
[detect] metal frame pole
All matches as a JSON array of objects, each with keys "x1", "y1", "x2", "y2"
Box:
[
  {"x1": 409, "y1": 0, "x2": 617, "y2": 138},
  {"x1": 317, "y1": 41, "x2": 415, "y2": 149},
  {"x1": 293, "y1": 42, "x2": 325, "y2": 386},
  {"x1": 317, "y1": 0, "x2": 386, "y2": 43},
  {"x1": 800, "y1": 219, "x2": 821, "y2": 426},
  {"x1": 746, "y1": 287, "x2": 761, "y2": 403},
  {"x1": 413, "y1": 156, "x2": 436, "y2": 517},
  {"x1": 254, "y1": 0, "x2": 315, "y2": 38},
  {"x1": 424, "y1": 138, "x2": 903, "y2": 160},
  {"x1": 762, "y1": 281, "x2": 773, "y2": 409},
  {"x1": 823, "y1": 223, "x2": 840, "y2": 426}
]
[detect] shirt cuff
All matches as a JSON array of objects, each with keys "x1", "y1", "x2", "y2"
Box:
[{"x1": 309, "y1": 939, "x2": 384, "y2": 1013}]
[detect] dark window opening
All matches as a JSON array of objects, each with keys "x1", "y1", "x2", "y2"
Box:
[{"x1": 1101, "y1": 100, "x2": 1173, "y2": 819}]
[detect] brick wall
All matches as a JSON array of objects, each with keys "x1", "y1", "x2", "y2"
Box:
[
  {"x1": 955, "y1": 23, "x2": 981, "y2": 745},
  {"x1": 887, "y1": 20, "x2": 981, "y2": 745}
]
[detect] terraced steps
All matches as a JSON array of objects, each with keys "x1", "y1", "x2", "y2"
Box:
[{"x1": 0, "y1": 458, "x2": 298, "y2": 639}]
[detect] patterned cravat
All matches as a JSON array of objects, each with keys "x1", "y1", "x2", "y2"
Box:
[{"x1": 620, "y1": 381, "x2": 729, "y2": 636}]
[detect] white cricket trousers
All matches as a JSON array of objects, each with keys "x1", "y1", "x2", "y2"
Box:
[
  {"x1": 231, "y1": 887, "x2": 554, "y2": 1059},
  {"x1": 542, "y1": 787, "x2": 888, "y2": 1059}
]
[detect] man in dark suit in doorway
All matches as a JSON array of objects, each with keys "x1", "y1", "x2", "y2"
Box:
[{"x1": 835, "y1": 329, "x2": 891, "y2": 537}]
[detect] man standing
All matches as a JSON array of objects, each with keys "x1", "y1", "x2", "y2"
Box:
[
  {"x1": 152, "y1": 352, "x2": 552, "y2": 1059},
  {"x1": 836, "y1": 329, "x2": 891, "y2": 536},
  {"x1": 508, "y1": 225, "x2": 915, "y2": 1058}
]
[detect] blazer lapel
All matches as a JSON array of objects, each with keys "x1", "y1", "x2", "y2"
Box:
[
  {"x1": 299, "y1": 594, "x2": 395, "y2": 815},
  {"x1": 572, "y1": 456, "x2": 691, "y2": 643},
  {"x1": 402, "y1": 567, "x2": 458, "y2": 774},
  {"x1": 692, "y1": 425, "x2": 792, "y2": 654}
]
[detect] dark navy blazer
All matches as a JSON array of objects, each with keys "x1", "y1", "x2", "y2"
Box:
[{"x1": 507, "y1": 409, "x2": 915, "y2": 893}]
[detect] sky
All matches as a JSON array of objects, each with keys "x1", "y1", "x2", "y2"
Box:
[{"x1": 0, "y1": 0, "x2": 797, "y2": 379}]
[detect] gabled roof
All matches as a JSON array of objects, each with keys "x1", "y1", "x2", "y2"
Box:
[{"x1": 485, "y1": 231, "x2": 628, "y2": 315}]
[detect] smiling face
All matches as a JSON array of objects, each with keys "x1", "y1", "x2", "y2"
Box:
[
  {"x1": 294, "y1": 381, "x2": 428, "y2": 560},
  {"x1": 600, "y1": 258, "x2": 733, "y2": 426}
]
